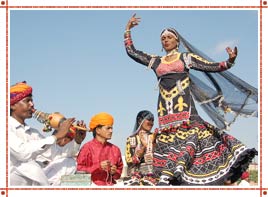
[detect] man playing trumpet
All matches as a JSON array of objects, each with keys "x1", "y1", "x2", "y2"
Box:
[
  {"x1": 9, "y1": 81, "x2": 86, "y2": 186},
  {"x1": 36, "y1": 121, "x2": 86, "y2": 186}
]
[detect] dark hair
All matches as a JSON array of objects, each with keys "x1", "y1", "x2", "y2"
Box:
[
  {"x1": 135, "y1": 110, "x2": 154, "y2": 129},
  {"x1": 10, "y1": 93, "x2": 33, "y2": 115},
  {"x1": 92, "y1": 130, "x2": 96, "y2": 138},
  {"x1": 137, "y1": 110, "x2": 154, "y2": 122},
  {"x1": 92, "y1": 125, "x2": 103, "y2": 138}
]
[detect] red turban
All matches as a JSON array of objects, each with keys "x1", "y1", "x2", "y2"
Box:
[
  {"x1": 89, "y1": 112, "x2": 114, "y2": 131},
  {"x1": 10, "y1": 81, "x2": 32, "y2": 105},
  {"x1": 241, "y1": 171, "x2": 249, "y2": 180}
]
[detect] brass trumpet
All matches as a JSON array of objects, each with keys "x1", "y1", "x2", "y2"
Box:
[{"x1": 32, "y1": 109, "x2": 88, "y2": 132}]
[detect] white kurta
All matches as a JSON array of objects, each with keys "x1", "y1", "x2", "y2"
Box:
[
  {"x1": 9, "y1": 116, "x2": 57, "y2": 186},
  {"x1": 36, "y1": 139, "x2": 81, "y2": 185}
]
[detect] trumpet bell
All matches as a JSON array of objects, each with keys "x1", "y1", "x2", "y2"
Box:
[{"x1": 32, "y1": 109, "x2": 89, "y2": 132}]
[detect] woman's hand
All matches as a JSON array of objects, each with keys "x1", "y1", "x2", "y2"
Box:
[
  {"x1": 139, "y1": 130, "x2": 148, "y2": 147},
  {"x1": 144, "y1": 153, "x2": 153, "y2": 164},
  {"x1": 226, "y1": 46, "x2": 238, "y2": 64},
  {"x1": 126, "y1": 13, "x2": 141, "y2": 31},
  {"x1": 135, "y1": 147, "x2": 145, "y2": 158}
]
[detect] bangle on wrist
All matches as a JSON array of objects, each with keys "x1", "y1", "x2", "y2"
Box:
[
  {"x1": 135, "y1": 152, "x2": 141, "y2": 158},
  {"x1": 226, "y1": 59, "x2": 235, "y2": 68},
  {"x1": 227, "y1": 60, "x2": 235, "y2": 67}
]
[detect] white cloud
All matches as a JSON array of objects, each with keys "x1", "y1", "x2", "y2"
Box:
[{"x1": 212, "y1": 40, "x2": 239, "y2": 55}]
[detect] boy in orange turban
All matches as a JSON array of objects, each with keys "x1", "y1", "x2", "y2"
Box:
[
  {"x1": 9, "y1": 81, "x2": 77, "y2": 186},
  {"x1": 76, "y1": 112, "x2": 123, "y2": 186}
]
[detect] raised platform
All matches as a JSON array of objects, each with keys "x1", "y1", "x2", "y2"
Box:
[{"x1": 60, "y1": 173, "x2": 92, "y2": 186}]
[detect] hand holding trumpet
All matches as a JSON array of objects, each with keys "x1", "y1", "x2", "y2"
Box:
[
  {"x1": 32, "y1": 109, "x2": 88, "y2": 142},
  {"x1": 54, "y1": 118, "x2": 76, "y2": 140}
]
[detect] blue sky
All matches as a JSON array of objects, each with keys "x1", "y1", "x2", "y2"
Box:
[{"x1": 10, "y1": 10, "x2": 259, "y2": 158}]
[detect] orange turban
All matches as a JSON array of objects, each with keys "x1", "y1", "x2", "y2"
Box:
[
  {"x1": 10, "y1": 81, "x2": 32, "y2": 105},
  {"x1": 89, "y1": 112, "x2": 114, "y2": 131}
]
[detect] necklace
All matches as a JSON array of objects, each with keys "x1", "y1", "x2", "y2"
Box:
[{"x1": 166, "y1": 49, "x2": 179, "y2": 57}]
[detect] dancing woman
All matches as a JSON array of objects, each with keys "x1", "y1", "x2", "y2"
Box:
[{"x1": 124, "y1": 14, "x2": 257, "y2": 186}]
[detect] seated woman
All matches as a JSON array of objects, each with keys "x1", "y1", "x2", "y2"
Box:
[{"x1": 123, "y1": 110, "x2": 157, "y2": 186}]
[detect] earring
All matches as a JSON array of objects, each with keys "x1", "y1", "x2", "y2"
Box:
[{"x1": 177, "y1": 43, "x2": 180, "y2": 51}]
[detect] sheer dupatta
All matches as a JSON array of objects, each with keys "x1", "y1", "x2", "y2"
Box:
[{"x1": 177, "y1": 33, "x2": 258, "y2": 131}]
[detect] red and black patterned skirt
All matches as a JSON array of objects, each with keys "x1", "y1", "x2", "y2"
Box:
[{"x1": 153, "y1": 121, "x2": 257, "y2": 185}]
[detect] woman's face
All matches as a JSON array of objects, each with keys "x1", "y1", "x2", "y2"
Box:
[
  {"x1": 140, "y1": 118, "x2": 154, "y2": 132},
  {"x1": 161, "y1": 33, "x2": 178, "y2": 52}
]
